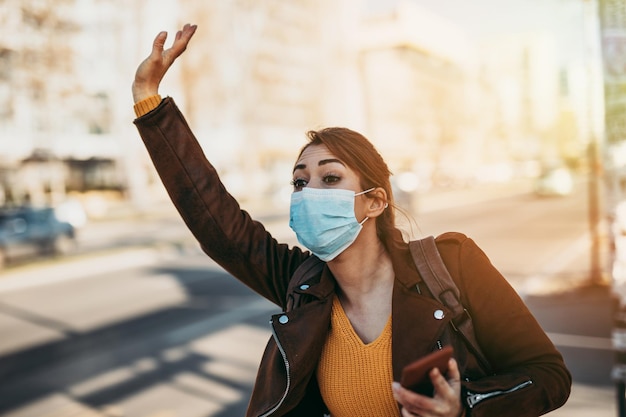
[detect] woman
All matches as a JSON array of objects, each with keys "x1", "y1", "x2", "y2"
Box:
[{"x1": 132, "y1": 24, "x2": 571, "y2": 417}]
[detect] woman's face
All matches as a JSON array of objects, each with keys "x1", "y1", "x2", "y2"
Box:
[{"x1": 291, "y1": 144, "x2": 362, "y2": 193}]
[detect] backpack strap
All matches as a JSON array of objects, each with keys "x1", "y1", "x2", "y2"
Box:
[
  {"x1": 286, "y1": 255, "x2": 325, "y2": 311},
  {"x1": 409, "y1": 236, "x2": 493, "y2": 374}
]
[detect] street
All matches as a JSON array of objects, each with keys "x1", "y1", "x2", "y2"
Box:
[{"x1": 0, "y1": 180, "x2": 616, "y2": 416}]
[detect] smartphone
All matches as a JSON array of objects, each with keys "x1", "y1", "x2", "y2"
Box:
[{"x1": 400, "y1": 346, "x2": 453, "y2": 396}]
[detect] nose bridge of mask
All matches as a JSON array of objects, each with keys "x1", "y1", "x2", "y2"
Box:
[
  {"x1": 289, "y1": 187, "x2": 374, "y2": 221},
  {"x1": 289, "y1": 188, "x2": 355, "y2": 227},
  {"x1": 291, "y1": 187, "x2": 356, "y2": 209}
]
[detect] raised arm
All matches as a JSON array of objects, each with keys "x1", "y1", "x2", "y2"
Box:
[
  {"x1": 131, "y1": 24, "x2": 309, "y2": 307},
  {"x1": 132, "y1": 23, "x2": 197, "y2": 103}
]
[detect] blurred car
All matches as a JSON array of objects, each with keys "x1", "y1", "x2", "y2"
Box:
[
  {"x1": 0, "y1": 206, "x2": 76, "y2": 268},
  {"x1": 534, "y1": 167, "x2": 574, "y2": 197}
]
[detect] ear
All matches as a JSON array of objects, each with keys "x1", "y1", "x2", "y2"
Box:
[{"x1": 364, "y1": 187, "x2": 388, "y2": 218}]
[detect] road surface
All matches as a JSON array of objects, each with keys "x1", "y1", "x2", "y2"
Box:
[{"x1": 0, "y1": 180, "x2": 614, "y2": 416}]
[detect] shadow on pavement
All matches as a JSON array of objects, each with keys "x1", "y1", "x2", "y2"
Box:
[{"x1": 0, "y1": 264, "x2": 272, "y2": 417}]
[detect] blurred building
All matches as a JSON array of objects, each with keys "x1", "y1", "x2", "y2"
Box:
[
  {"x1": 480, "y1": 33, "x2": 583, "y2": 170},
  {"x1": 0, "y1": 0, "x2": 589, "y2": 214},
  {"x1": 0, "y1": 1, "x2": 118, "y2": 210},
  {"x1": 356, "y1": 1, "x2": 495, "y2": 188},
  {"x1": 0, "y1": 0, "x2": 81, "y2": 160},
  {"x1": 175, "y1": 0, "x2": 503, "y2": 198}
]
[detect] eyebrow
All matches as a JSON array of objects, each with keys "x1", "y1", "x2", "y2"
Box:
[{"x1": 292, "y1": 158, "x2": 345, "y2": 173}]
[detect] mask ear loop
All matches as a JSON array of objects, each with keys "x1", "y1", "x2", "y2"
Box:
[
  {"x1": 355, "y1": 187, "x2": 375, "y2": 196},
  {"x1": 356, "y1": 187, "x2": 389, "y2": 210},
  {"x1": 356, "y1": 187, "x2": 389, "y2": 220}
]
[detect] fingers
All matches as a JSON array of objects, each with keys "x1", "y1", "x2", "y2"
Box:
[
  {"x1": 175, "y1": 23, "x2": 194, "y2": 41},
  {"x1": 431, "y1": 359, "x2": 463, "y2": 416},
  {"x1": 431, "y1": 359, "x2": 461, "y2": 397},
  {"x1": 169, "y1": 24, "x2": 197, "y2": 57},
  {"x1": 447, "y1": 358, "x2": 461, "y2": 386},
  {"x1": 400, "y1": 408, "x2": 419, "y2": 417},
  {"x1": 392, "y1": 382, "x2": 435, "y2": 415},
  {"x1": 392, "y1": 359, "x2": 463, "y2": 417},
  {"x1": 151, "y1": 31, "x2": 168, "y2": 58},
  {"x1": 149, "y1": 24, "x2": 197, "y2": 64}
]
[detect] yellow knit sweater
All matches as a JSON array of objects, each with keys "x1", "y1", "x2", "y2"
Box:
[
  {"x1": 133, "y1": 94, "x2": 162, "y2": 117},
  {"x1": 317, "y1": 296, "x2": 400, "y2": 417}
]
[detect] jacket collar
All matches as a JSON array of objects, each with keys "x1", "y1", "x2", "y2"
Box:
[
  {"x1": 297, "y1": 241, "x2": 421, "y2": 296},
  {"x1": 388, "y1": 240, "x2": 423, "y2": 288},
  {"x1": 292, "y1": 261, "x2": 336, "y2": 301}
]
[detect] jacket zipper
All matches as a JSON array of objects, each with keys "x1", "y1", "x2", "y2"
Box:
[
  {"x1": 259, "y1": 321, "x2": 291, "y2": 417},
  {"x1": 465, "y1": 380, "x2": 533, "y2": 409}
]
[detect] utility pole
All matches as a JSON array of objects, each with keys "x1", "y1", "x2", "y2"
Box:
[
  {"x1": 595, "y1": 0, "x2": 626, "y2": 415},
  {"x1": 583, "y1": 0, "x2": 606, "y2": 287}
]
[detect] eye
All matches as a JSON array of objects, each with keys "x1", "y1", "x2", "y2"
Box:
[
  {"x1": 291, "y1": 178, "x2": 308, "y2": 191},
  {"x1": 322, "y1": 174, "x2": 340, "y2": 185}
]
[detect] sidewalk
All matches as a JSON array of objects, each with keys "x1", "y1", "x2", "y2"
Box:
[
  {"x1": 549, "y1": 383, "x2": 616, "y2": 416},
  {"x1": 524, "y1": 282, "x2": 616, "y2": 416}
]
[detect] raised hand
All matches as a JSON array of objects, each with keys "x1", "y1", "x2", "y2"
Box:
[{"x1": 132, "y1": 23, "x2": 198, "y2": 103}]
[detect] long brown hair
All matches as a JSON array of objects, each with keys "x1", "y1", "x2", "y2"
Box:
[{"x1": 298, "y1": 127, "x2": 405, "y2": 251}]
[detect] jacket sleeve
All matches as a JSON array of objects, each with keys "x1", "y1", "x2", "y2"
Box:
[
  {"x1": 133, "y1": 97, "x2": 307, "y2": 308},
  {"x1": 436, "y1": 232, "x2": 572, "y2": 417}
]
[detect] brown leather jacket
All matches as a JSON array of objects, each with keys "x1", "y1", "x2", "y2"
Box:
[{"x1": 134, "y1": 97, "x2": 571, "y2": 417}]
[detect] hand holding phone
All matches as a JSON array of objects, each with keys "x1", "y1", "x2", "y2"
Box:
[{"x1": 400, "y1": 346, "x2": 453, "y2": 396}]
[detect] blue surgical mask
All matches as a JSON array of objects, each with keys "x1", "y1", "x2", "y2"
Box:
[{"x1": 289, "y1": 187, "x2": 374, "y2": 261}]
